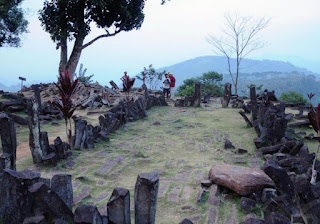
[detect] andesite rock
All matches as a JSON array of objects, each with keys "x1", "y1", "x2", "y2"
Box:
[
  {"x1": 134, "y1": 172, "x2": 159, "y2": 224},
  {"x1": 262, "y1": 159, "x2": 295, "y2": 200},
  {"x1": 208, "y1": 164, "x2": 274, "y2": 196},
  {"x1": 107, "y1": 187, "x2": 131, "y2": 224}
]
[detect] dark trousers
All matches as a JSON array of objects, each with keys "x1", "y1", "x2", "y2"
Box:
[{"x1": 163, "y1": 88, "x2": 170, "y2": 99}]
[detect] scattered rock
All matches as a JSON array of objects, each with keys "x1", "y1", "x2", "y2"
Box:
[{"x1": 209, "y1": 164, "x2": 274, "y2": 196}]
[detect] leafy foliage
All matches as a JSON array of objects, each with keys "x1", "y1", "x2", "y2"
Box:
[
  {"x1": 53, "y1": 70, "x2": 79, "y2": 146},
  {"x1": 177, "y1": 71, "x2": 223, "y2": 97},
  {"x1": 0, "y1": 0, "x2": 28, "y2": 47},
  {"x1": 77, "y1": 63, "x2": 94, "y2": 84},
  {"x1": 138, "y1": 64, "x2": 166, "y2": 90},
  {"x1": 279, "y1": 91, "x2": 307, "y2": 104},
  {"x1": 39, "y1": 0, "x2": 146, "y2": 77},
  {"x1": 121, "y1": 72, "x2": 136, "y2": 112}
]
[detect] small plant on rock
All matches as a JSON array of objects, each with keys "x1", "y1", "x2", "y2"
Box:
[
  {"x1": 121, "y1": 72, "x2": 135, "y2": 108},
  {"x1": 53, "y1": 70, "x2": 80, "y2": 149}
]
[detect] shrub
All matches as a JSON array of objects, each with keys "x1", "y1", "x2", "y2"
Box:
[
  {"x1": 279, "y1": 91, "x2": 307, "y2": 104},
  {"x1": 176, "y1": 71, "x2": 223, "y2": 97}
]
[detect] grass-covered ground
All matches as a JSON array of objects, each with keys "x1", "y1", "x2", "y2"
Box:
[{"x1": 14, "y1": 99, "x2": 317, "y2": 223}]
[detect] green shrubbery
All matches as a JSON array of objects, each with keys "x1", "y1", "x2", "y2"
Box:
[
  {"x1": 279, "y1": 91, "x2": 307, "y2": 104},
  {"x1": 176, "y1": 71, "x2": 223, "y2": 97}
]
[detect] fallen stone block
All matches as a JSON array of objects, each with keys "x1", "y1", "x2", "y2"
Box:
[{"x1": 208, "y1": 164, "x2": 274, "y2": 196}]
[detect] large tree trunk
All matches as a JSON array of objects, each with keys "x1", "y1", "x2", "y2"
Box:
[
  {"x1": 64, "y1": 37, "x2": 84, "y2": 80},
  {"x1": 58, "y1": 39, "x2": 68, "y2": 75}
]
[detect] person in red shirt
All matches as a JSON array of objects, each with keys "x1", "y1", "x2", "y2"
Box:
[{"x1": 168, "y1": 73, "x2": 176, "y2": 99}]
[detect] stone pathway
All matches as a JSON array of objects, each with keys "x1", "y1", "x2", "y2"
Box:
[{"x1": 17, "y1": 101, "x2": 258, "y2": 223}]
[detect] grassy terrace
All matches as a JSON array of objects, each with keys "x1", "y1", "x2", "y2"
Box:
[{"x1": 14, "y1": 100, "x2": 316, "y2": 223}]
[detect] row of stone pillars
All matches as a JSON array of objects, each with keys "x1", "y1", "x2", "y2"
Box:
[{"x1": 107, "y1": 172, "x2": 159, "y2": 224}]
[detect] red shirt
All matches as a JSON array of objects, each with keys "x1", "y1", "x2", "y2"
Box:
[{"x1": 169, "y1": 76, "x2": 176, "y2": 87}]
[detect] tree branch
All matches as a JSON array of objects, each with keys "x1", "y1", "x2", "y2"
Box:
[{"x1": 82, "y1": 29, "x2": 122, "y2": 50}]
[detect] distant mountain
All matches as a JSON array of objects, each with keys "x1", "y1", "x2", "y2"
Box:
[
  {"x1": 0, "y1": 82, "x2": 20, "y2": 92},
  {"x1": 158, "y1": 55, "x2": 318, "y2": 87}
]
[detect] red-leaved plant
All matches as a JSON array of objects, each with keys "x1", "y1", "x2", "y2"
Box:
[
  {"x1": 121, "y1": 72, "x2": 135, "y2": 104},
  {"x1": 307, "y1": 92, "x2": 320, "y2": 185},
  {"x1": 53, "y1": 70, "x2": 79, "y2": 149}
]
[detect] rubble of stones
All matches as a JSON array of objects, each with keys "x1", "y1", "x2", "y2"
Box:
[
  {"x1": 0, "y1": 168, "x2": 160, "y2": 224},
  {"x1": 231, "y1": 86, "x2": 320, "y2": 224},
  {"x1": 1, "y1": 82, "x2": 167, "y2": 166}
]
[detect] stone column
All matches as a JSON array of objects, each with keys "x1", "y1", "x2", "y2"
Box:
[
  {"x1": 51, "y1": 174, "x2": 73, "y2": 210},
  {"x1": 194, "y1": 82, "x2": 201, "y2": 107},
  {"x1": 0, "y1": 112, "x2": 17, "y2": 170},
  {"x1": 73, "y1": 117, "x2": 88, "y2": 150},
  {"x1": 107, "y1": 187, "x2": 131, "y2": 224},
  {"x1": 222, "y1": 83, "x2": 232, "y2": 108},
  {"x1": 27, "y1": 98, "x2": 43, "y2": 163},
  {"x1": 0, "y1": 153, "x2": 11, "y2": 173},
  {"x1": 134, "y1": 172, "x2": 159, "y2": 224},
  {"x1": 250, "y1": 87, "x2": 258, "y2": 121},
  {"x1": 32, "y1": 84, "x2": 42, "y2": 113},
  {"x1": 74, "y1": 205, "x2": 103, "y2": 224},
  {"x1": 39, "y1": 132, "x2": 49, "y2": 157}
]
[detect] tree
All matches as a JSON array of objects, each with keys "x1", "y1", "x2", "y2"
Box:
[
  {"x1": 0, "y1": 0, "x2": 28, "y2": 47},
  {"x1": 39, "y1": 0, "x2": 146, "y2": 79},
  {"x1": 207, "y1": 13, "x2": 270, "y2": 95},
  {"x1": 77, "y1": 63, "x2": 94, "y2": 84},
  {"x1": 138, "y1": 64, "x2": 166, "y2": 90},
  {"x1": 279, "y1": 91, "x2": 307, "y2": 104},
  {"x1": 177, "y1": 71, "x2": 223, "y2": 97}
]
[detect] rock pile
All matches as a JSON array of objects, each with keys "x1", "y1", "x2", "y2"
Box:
[
  {"x1": 0, "y1": 168, "x2": 159, "y2": 224},
  {"x1": 235, "y1": 86, "x2": 320, "y2": 224}
]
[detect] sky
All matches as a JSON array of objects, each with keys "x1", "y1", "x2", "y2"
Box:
[{"x1": 0, "y1": 0, "x2": 319, "y2": 87}]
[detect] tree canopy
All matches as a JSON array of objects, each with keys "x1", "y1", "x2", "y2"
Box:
[
  {"x1": 177, "y1": 71, "x2": 223, "y2": 97},
  {"x1": 39, "y1": 0, "x2": 146, "y2": 78},
  {"x1": 0, "y1": 0, "x2": 28, "y2": 47}
]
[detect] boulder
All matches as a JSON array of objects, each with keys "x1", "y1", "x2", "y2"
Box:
[{"x1": 208, "y1": 164, "x2": 274, "y2": 196}]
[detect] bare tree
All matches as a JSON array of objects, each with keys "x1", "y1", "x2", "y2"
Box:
[{"x1": 207, "y1": 13, "x2": 270, "y2": 95}]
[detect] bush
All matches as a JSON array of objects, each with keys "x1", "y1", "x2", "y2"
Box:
[
  {"x1": 176, "y1": 71, "x2": 223, "y2": 97},
  {"x1": 279, "y1": 91, "x2": 307, "y2": 104}
]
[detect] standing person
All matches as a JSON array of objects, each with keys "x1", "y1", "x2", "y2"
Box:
[
  {"x1": 168, "y1": 73, "x2": 176, "y2": 99},
  {"x1": 162, "y1": 73, "x2": 171, "y2": 99}
]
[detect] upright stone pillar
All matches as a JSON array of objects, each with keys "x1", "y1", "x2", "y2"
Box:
[
  {"x1": 51, "y1": 174, "x2": 73, "y2": 210},
  {"x1": 39, "y1": 132, "x2": 49, "y2": 157},
  {"x1": 107, "y1": 188, "x2": 131, "y2": 224},
  {"x1": 194, "y1": 82, "x2": 201, "y2": 107},
  {"x1": 32, "y1": 84, "x2": 42, "y2": 113},
  {"x1": 222, "y1": 83, "x2": 232, "y2": 108},
  {"x1": 0, "y1": 112, "x2": 17, "y2": 170},
  {"x1": 27, "y1": 98, "x2": 43, "y2": 163},
  {"x1": 0, "y1": 153, "x2": 11, "y2": 172},
  {"x1": 134, "y1": 172, "x2": 159, "y2": 224},
  {"x1": 73, "y1": 117, "x2": 88, "y2": 150},
  {"x1": 250, "y1": 87, "x2": 258, "y2": 121}
]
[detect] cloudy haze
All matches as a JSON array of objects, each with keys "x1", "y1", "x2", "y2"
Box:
[{"x1": 0, "y1": 0, "x2": 319, "y2": 86}]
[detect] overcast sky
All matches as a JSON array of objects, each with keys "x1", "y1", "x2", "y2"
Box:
[{"x1": 0, "y1": 0, "x2": 319, "y2": 86}]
